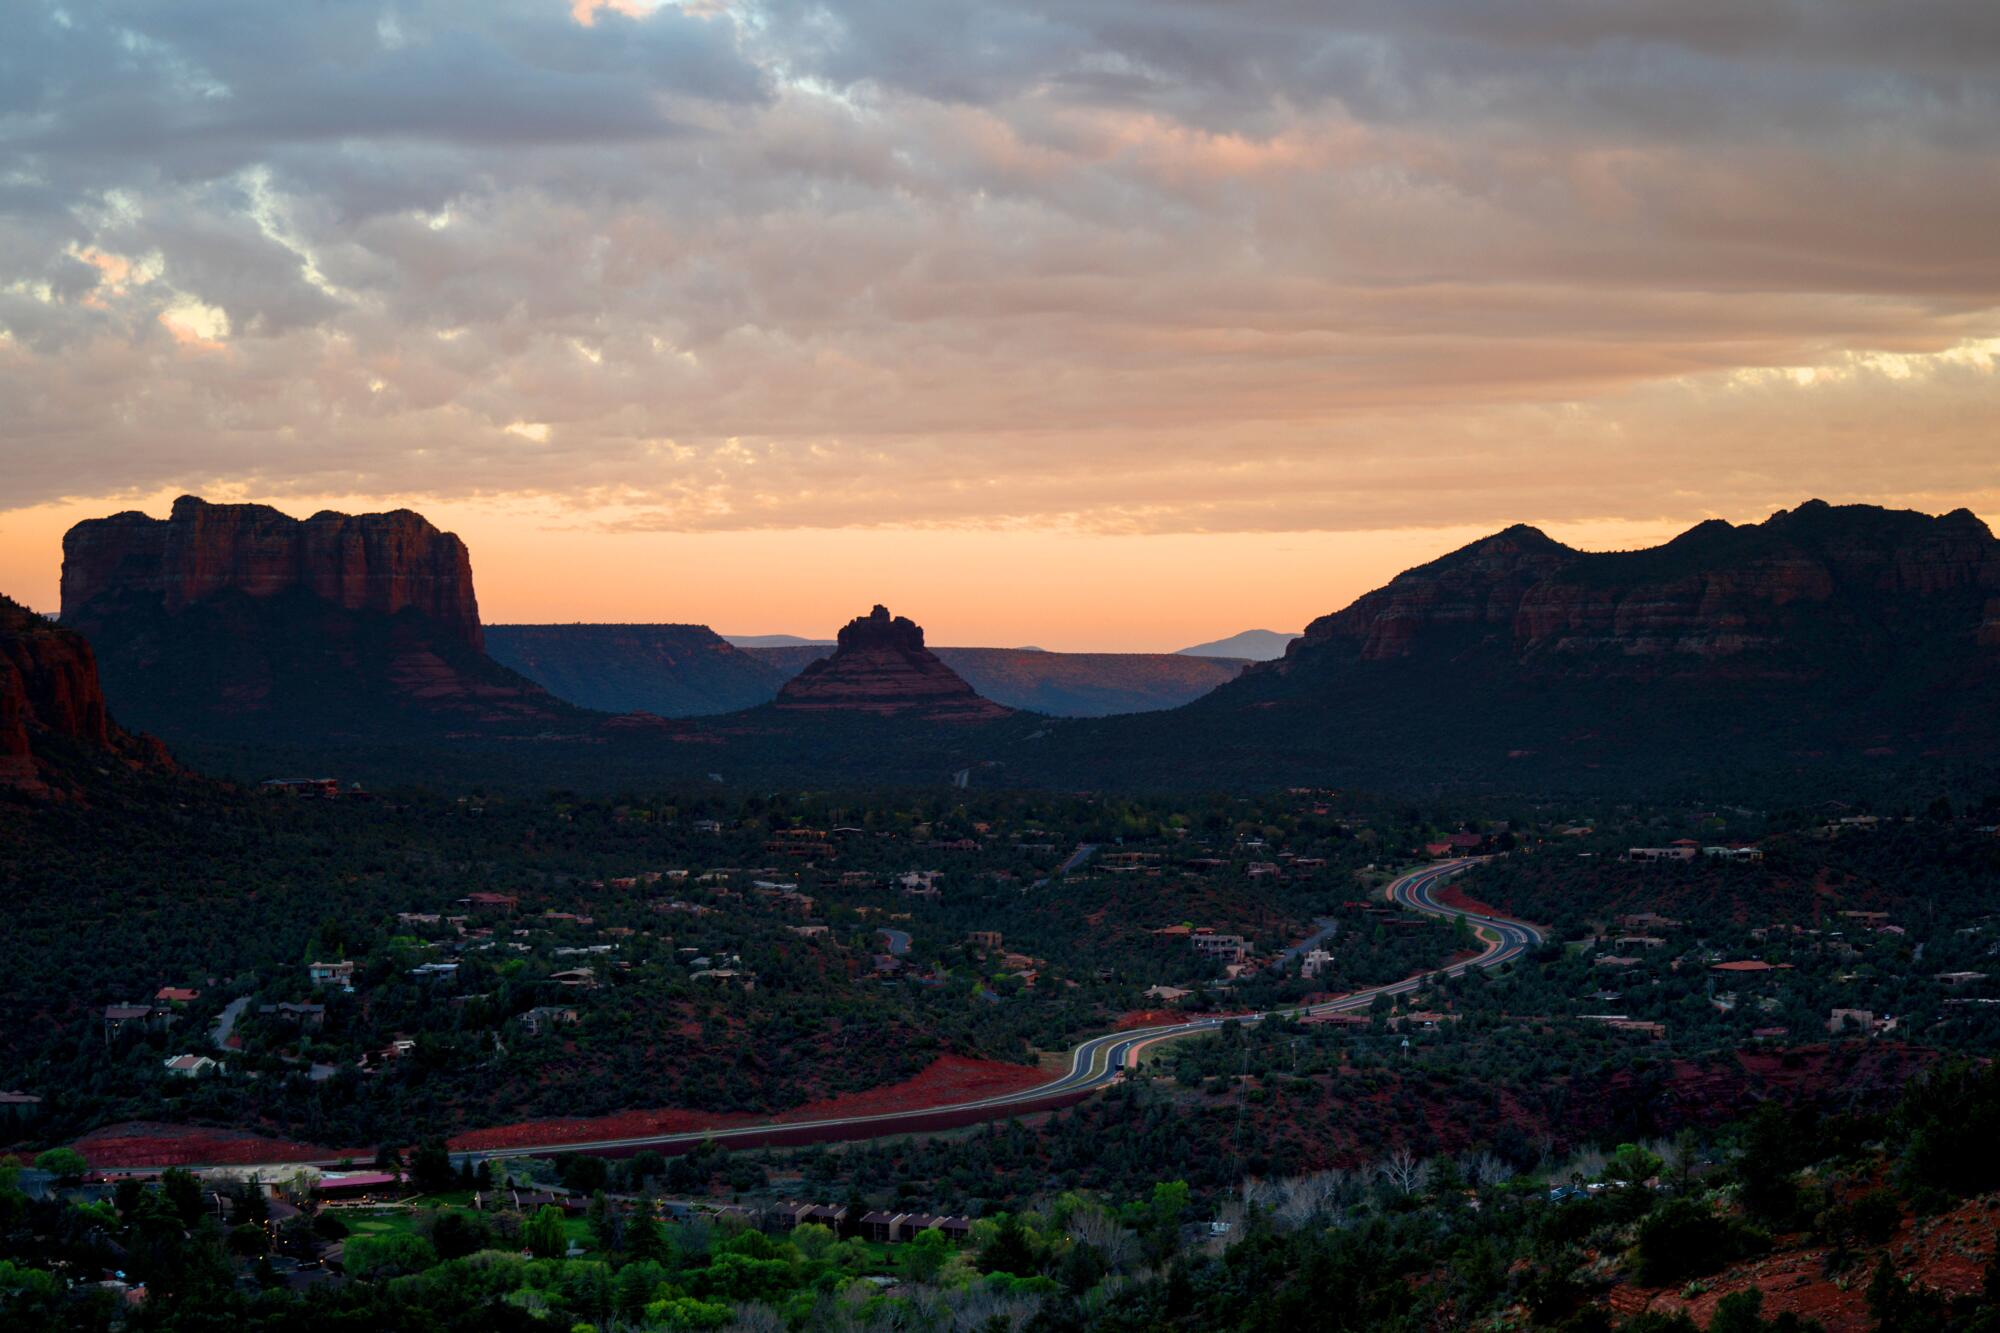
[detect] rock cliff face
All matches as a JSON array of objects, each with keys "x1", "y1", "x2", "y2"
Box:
[
  {"x1": 58, "y1": 497, "x2": 582, "y2": 746},
  {"x1": 0, "y1": 594, "x2": 165, "y2": 793},
  {"x1": 1275, "y1": 501, "x2": 2000, "y2": 679},
  {"x1": 775, "y1": 606, "x2": 1011, "y2": 720},
  {"x1": 63, "y1": 495, "x2": 483, "y2": 651},
  {"x1": 1015, "y1": 500, "x2": 2000, "y2": 792}
]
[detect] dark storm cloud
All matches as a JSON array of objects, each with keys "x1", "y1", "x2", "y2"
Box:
[{"x1": 0, "y1": 0, "x2": 1995, "y2": 533}]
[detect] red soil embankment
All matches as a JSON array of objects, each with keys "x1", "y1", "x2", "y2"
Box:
[
  {"x1": 74, "y1": 1122, "x2": 362, "y2": 1169},
  {"x1": 448, "y1": 1054, "x2": 1053, "y2": 1152},
  {"x1": 1433, "y1": 881, "x2": 1512, "y2": 920}
]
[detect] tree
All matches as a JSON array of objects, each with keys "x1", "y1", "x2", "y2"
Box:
[
  {"x1": 903, "y1": 1227, "x2": 950, "y2": 1282},
  {"x1": 160, "y1": 1168, "x2": 204, "y2": 1226},
  {"x1": 409, "y1": 1141, "x2": 454, "y2": 1194},
  {"x1": 616, "y1": 1262, "x2": 663, "y2": 1322},
  {"x1": 1607, "y1": 1143, "x2": 1664, "y2": 1189},
  {"x1": 625, "y1": 1206, "x2": 666, "y2": 1263},
  {"x1": 1376, "y1": 1148, "x2": 1430, "y2": 1197},
  {"x1": 588, "y1": 1190, "x2": 618, "y2": 1253},
  {"x1": 344, "y1": 1232, "x2": 437, "y2": 1278},
  {"x1": 792, "y1": 1221, "x2": 835, "y2": 1261},
  {"x1": 32, "y1": 1148, "x2": 86, "y2": 1181},
  {"x1": 524, "y1": 1204, "x2": 569, "y2": 1259}
]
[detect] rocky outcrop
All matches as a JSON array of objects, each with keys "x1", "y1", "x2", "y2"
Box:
[
  {"x1": 775, "y1": 606, "x2": 1011, "y2": 720},
  {"x1": 1010, "y1": 500, "x2": 2000, "y2": 793},
  {"x1": 0, "y1": 594, "x2": 165, "y2": 793},
  {"x1": 57, "y1": 497, "x2": 583, "y2": 746},
  {"x1": 1275, "y1": 501, "x2": 2000, "y2": 679},
  {"x1": 63, "y1": 495, "x2": 483, "y2": 650}
]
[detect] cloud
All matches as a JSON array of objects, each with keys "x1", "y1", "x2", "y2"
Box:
[{"x1": 0, "y1": 0, "x2": 1995, "y2": 541}]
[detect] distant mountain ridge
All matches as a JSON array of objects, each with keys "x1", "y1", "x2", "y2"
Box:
[
  {"x1": 1177, "y1": 629, "x2": 1298, "y2": 660},
  {"x1": 722, "y1": 633, "x2": 835, "y2": 648},
  {"x1": 745, "y1": 644, "x2": 1245, "y2": 716},
  {"x1": 1029, "y1": 499, "x2": 2000, "y2": 790},
  {"x1": 486, "y1": 624, "x2": 786, "y2": 718}
]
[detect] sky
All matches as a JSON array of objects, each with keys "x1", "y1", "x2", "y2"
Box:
[{"x1": 2, "y1": 1, "x2": 1997, "y2": 650}]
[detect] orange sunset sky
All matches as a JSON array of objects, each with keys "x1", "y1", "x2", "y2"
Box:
[{"x1": 3, "y1": 3, "x2": 1997, "y2": 650}]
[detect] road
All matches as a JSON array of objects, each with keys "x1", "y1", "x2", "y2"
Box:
[
  {"x1": 463, "y1": 857, "x2": 1538, "y2": 1164},
  {"x1": 1270, "y1": 916, "x2": 1340, "y2": 972},
  {"x1": 211, "y1": 995, "x2": 250, "y2": 1051},
  {"x1": 97, "y1": 859, "x2": 1537, "y2": 1170}
]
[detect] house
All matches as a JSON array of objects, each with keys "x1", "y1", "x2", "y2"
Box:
[
  {"x1": 690, "y1": 968, "x2": 755, "y2": 990},
  {"x1": 1827, "y1": 1007, "x2": 1876, "y2": 1035},
  {"x1": 103, "y1": 1003, "x2": 162, "y2": 1041},
  {"x1": 1627, "y1": 846, "x2": 1698, "y2": 862},
  {"x1": 1300, "y1": 949, "x2": 1335, "y2": 980},
  {"x1": 549, "y1": 968, "x2": 598, "y2": 988},
  {"x1": 967, "y1": 931, "x2": 1003, "y2": 950},
  {"x1": 458, "y1": 892, "x2": 519, "y2": 914},
  {"x1": 309, "y1": 960, "x2": 356, "y2": 990},
  {"x1": 0, "y1": 1091, "x2": 43, "y2": 1122},
  {"x1": 163, "y1": 1054, "x2": 219, "y2": 1078},
  {"x1": 891, "y1": 1213, "x2": 942, "y2": 1241},
  {"x1": 1143, "y1": 985, "x2": 1191, "y2": 1003},
  {"x1": 154, "y1": 986, "x2": 201, "y2": 1005},
  {"x1": 257, "y1": 1002, "x2": 327, "y2": 1029},
  {"x1": 520, "y1": 1006, "x2": 579, "y2": 1036},
  {"x1": 789, "y1": 1203, "x2": 849, "y2": 1233},
  {"x1": 1703, "y1": 846, "x2": 1764, "y2": 862},
  {"x1": 262, "y1": 777, "x2": 340, "y2": 798},
  {"x1": 1191, "y1": 933, "x2": 1250, "y2": 963},
  {"x1": 692, "y1": 819, "x2": 724, "y2": 834}
]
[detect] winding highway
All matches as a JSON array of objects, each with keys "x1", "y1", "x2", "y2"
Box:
[
  {"x1": 462, "y1": 857, "x2": 1542, "y2": 1164},
  {"x1": 91, "y1": 859, "x2": 1539, "y2": 1171}
]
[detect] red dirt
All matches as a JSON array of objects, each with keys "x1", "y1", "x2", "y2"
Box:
[
  {"x1": 73, "y1": 1122, "x2": 359, "y2": 1169},
  {"x1": 1607, "y1": 1191, "x2": 2000, "y2": 1333},
  {"x1": 447, "y1": 1054, "x2": 1054, "y2": 1152},
  {"x1": 1116, "y1": 1009, "x2": 1183, "y2": 1029},
  {"x1": 448, "y1": 1106, "x2": 756, "y2": 1152},
  {"x1": 1436, "y1": 881, "x2": 1525, "y2": 923}
]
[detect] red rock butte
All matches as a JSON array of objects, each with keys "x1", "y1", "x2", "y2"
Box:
[
  {"x1": 0, "y1": 593, "x2": 165, "y2": 793},
  {"x1": 775, "y1": 605, "x2": 1012, "y2": 721},
  {"x1": 60, "y1": 495, "x2": 485, "y2": 650}
]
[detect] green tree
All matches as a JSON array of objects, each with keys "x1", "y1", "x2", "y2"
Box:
[
  {"x1": 626, "y1": 1206, "x2": 666, "y2": 1263},
  {"x1": 588, "y1": 1189, "x2": 618, "y2": 1253},
  {"x1": 31, "y1": 1148, "x2": 86, "y2": 1181},
  {"x1": 524, "y1": 1204, "x2": 569, "y2": 1260},
  {"x1": 903, "y1": 1227, "x2": 950, "y2": 1282},
  {"x1": 344, "y1": 1232, "x2": 437, "y2": 1278}
]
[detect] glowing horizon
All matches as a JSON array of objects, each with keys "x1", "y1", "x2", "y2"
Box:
[
  {"x1": 5, "y1": 489, "x2": 1989, "y2": 654},
  {"x1": 3, "y1": 3, "x2": 1997, "y2": 650}
]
